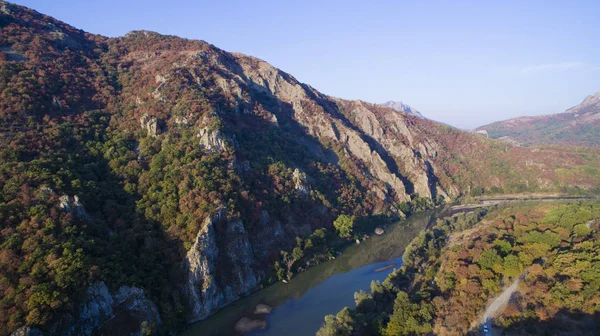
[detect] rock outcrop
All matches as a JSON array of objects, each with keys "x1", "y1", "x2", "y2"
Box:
[
  {"x1": 380, "y1": 100, "x2": 423, "y2": 118},
  {"x1": 197, "y1": 127, "x2": 236, "y2": 152},
  {"x1": 292, "y1": 168, "x2": 310, "y2": 196},
  {"x1": 184, "y1": 211, "x2": 262, "y2": 322},
  {"x1": 12, "y1": 282, "x2": 161, "y2": 336},
  {"x1": 10, "y1": 327, "x2": 43, "y2": 336},
  {"x1": 139, "y1": 113, "x2": 159, "y2": 137},
  {"x1": 234, "y1": 317, "x2": 267, "y2": 333},
  {"x1": 58, "y1": 195, "x2": 91, "y2": 221}
]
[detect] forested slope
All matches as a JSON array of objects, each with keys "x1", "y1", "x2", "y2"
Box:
[{"x1": 318, "y1": 202, "x2": 600, "y2": 335}]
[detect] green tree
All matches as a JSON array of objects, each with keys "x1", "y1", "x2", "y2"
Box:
[
  {"x1": 384, "y1": 291, "x2": 432, "y2": 336},
  {"x1": 479, "y1": 248, "x2": 503, "y2": 270},
  {"x1": 334, "y1": 214, "x2": 355, "y2": 238},
  {"x1": 471, "y1": 186, "x2": 485, "y2": 197},
  {"x1": 317, "y1": 308, "x2": 355, "y2": 336},
  {"x1": 292, "y1": 246, "x2": 304, "y2": 261},
  {"x1": 503, "y1": 255, "x2": 523, "y2": 277},
  {"x1": 494, "y1": 239, "x2": 512, "y2": 256},
  {"x1": 573, "y1": 224, "x2": 592, "y2": 237}
]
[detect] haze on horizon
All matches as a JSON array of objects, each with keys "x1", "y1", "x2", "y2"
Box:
[{"x1": 13, "y1": 0, "x2": 600, "y2": 129}]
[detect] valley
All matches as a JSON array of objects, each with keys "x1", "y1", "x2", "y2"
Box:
[{"x1": 0, "y1": 2, "x2": 599, "y2": 336}]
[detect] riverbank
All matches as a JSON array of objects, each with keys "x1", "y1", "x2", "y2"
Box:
[
  {"x1": 180, "y1": 210, "x2": 442, "y2": 336},
  {"x1": 317, "y1": 200, "x2": 600, "y2": 335}
]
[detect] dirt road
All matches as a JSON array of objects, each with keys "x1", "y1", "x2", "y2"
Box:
[{"x1": 480, "y1": 271, "x2": 527, "y2": 335}]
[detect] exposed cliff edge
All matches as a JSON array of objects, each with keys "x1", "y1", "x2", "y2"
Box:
[
  {"x1": 10, "y1": 283, "x2": 161, "y2": 336},
  {"x1": 184, "y1": 210, "x2": 262, "y2": 322}
]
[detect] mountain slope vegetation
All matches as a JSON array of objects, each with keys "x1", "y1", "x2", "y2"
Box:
[
  {"x1": 476, "y1": 93, "x2": 600, "y2": 148},
  {"x1": 318, "y1": 202, "x2": 600, "y2": 335},
  {"x1": 0, "y1": 2, "x2": 599, "y2": 335}
]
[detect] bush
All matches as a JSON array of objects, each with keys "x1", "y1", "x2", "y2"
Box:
[{"x1": 573, "y1": 224, "x2": 592, "y2": 237}]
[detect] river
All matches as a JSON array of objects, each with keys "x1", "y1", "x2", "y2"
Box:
[
  {"x1": 181, "y1": 197, "x2": 596, "y2": 335},
  {"x1": 181, "y1": 209, "x2": 443, "y2": 336}
]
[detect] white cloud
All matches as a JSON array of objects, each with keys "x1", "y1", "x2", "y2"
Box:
[{"x1": 520, "y1": 62, "x2": 585, "y2": 74}]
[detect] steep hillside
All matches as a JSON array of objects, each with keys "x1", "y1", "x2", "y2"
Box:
[
  {"x1": 476, "y1": 93, "x2": 600, "y2": 147},
  {"x1": 1, "y1": 3, "x2": 600, "y2": 335},
  {"x1": 379, "y1": 101, "x2": 423, "y2": 118}
]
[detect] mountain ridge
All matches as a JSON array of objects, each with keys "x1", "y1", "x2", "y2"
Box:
[{"x1": 475, "y1": 92, "x2": 600, "y2": 147}]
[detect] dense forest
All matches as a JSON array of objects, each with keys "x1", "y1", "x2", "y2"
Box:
[
  {"x1": 318, "y1": 201, "x2": 600, "y2": 335},
  {"x1": 1, "y1": 2, "x2": 600, "y2": 335}
]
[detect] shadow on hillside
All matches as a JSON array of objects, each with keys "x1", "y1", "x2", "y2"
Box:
[
  {"x1": 468, "y1": 310, "x2": 600, "y2": 336},
  {"x1": 214, "y1": 54, "x2": 423, "y2": 201},
  {"x1": 61, "y1": 113, "x2": 187, "y2": 331}
]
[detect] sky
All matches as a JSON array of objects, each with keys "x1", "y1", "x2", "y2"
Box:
[{"x1": 12, "y1": 0, "x2": 600, "y2": 129}]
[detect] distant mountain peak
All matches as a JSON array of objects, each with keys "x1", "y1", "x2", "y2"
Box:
[
  {"x1": 475, "y1": 91, "x2": 600, "y2": 147},
  {"x1": 380, "y1": 100, "x2": 423, "y2": 118},
  {"x1": 566, "y1": 92, "x2": 600, "y2": 114}
]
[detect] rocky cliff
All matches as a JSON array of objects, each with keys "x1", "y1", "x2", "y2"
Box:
[
  {"x1": 184, "y1": 210, "x2": 262, "y2": 322},
  {"x1": 11, "y1": 283, "x2": 161, "y2": 336}
]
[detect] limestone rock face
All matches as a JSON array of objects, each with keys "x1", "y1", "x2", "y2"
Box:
[
  {"x1": 197, "y1": 127, "x2": 237, "y2": 152},
  {"x1": 156, "y1": 43, "x2": 460, "y2": 203},
  {"x1": 252, "y1": 210, "x2": 285, "y2": 259},
  {"x1": 292, "y1": 169, "x2": 310, "y2": 196},
  {"x1": 139, "y1": 113, "x2": 159, "y2": 137},
  {"x1": 73, "y1": 282, "x2": 115, "y2": 336},
  {"x1": 113, "y1": 286, "x2": 162, "y2": 326},
  {"x1": 380, "y1": 101, "x2": 423, "y2": 118},
  {"x1": 19, "y1": 282, "x2": 162, "y2": 336},
  {"x1": 58, "y1": 195, "x2": 91, "y2": 221},
  {"x1": 184, "y1": 211, "x2": 262, "y2": 322}
]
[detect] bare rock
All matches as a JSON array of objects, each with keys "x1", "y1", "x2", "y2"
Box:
[
  {"x1": 375, "y1": 227, "x2": 384, "y2": 235},
  {"x1": 292, "y1": 168, "x2": 310, "y2": 196},
  {"x1": 235, "y1": 317, "x2": 267, "y2": 333},
  {"x1": 197, "y1": 127, "x2": 234, "y2": 152},
  {"x1": 253, "y1": 303, "x2": 272, "y2": 315},
  {"x1": 1, "y1": 2, "x2": 12, "y2": 15},
  {"x1": 380, "y1": 101, "x2": 423, "y2": 118},
  {"x1": 140, "y1": 113, "x2": 159, "y2": 137},
  {"x1": 174, "y1": 116, "x2": 189, "y2": 125},
  {"x1": 184, "y1": 210, "x2": 262, "y2": 322},
  {"x1": 59, "y1": 195, "x2": 91, "y2": 221},
  {"x1": 75, "y1": 282, "x2": 115, "y2": 335},
  {"x1": 113, "y1": 286, "x2": 161, "y2": 326},
  {"x1": 10, "y1": 327, "x2": 43, "y2": 336}
]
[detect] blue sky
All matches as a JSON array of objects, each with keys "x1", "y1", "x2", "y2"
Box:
[{"x1": 13, "y1": 0, "x2": 600, "y2": 129}]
